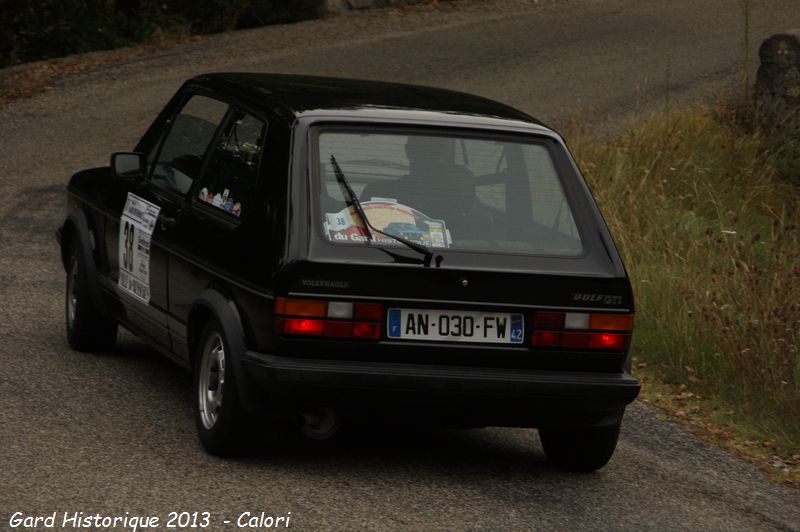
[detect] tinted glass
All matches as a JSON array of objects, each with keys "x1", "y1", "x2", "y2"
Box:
[
  {"x1": 196, "y1": 111, "x2": 266, "y2": 218},
  {"x1": 150, "y1": 95, "x2": 229, "y2": 195},
  {"x1": 317, "y1": 131, "x2": 582, "y2": 256}
]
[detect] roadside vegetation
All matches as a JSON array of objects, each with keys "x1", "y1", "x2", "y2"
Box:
[
  {"x1": 565, "y1": 100, "x2": 800, "y2": 484},
  {"x1": 0, "y1": 0, "x2": 324, "y2": 69},
  {"x1": 0, "y1": 0, "x2": 447, "y2": 104},
  {"x1": 0, "y1": 0, "x2": 330, "y2": 104}
]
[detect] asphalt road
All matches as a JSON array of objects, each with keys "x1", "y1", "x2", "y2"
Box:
[{"x1": 2, "y1": 0, "x2": 800, "y2": 530}]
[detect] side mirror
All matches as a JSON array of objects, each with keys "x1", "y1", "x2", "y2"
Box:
[{"x1": 111, "y1": 152, "x2": 146, "y2": 181}]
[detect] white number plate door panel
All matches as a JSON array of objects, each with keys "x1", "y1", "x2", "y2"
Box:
[
  {"x1": 118, "y1": 193, "x2": 161, "y2": 304},
  {"x1": 387, "y1": 309, "x2": 524, "y2": 344}
]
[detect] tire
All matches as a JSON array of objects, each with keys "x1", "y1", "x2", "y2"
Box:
[
  {"x1": 539, "y1": 422, "x2": 621, "y2": 472},
  {"x1": 193, "y1": 320, "x2": 254, "y2": 456},
  {"x1": 65, "y1": 238, "x2": 117, "y2": 352}
]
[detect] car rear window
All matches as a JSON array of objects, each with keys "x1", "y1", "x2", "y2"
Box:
[{"x1": 316, "y1": 130, "x2": 583, "y2": 256}]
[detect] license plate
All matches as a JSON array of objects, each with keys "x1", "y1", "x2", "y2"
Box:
[{"x1": 387, "y1": 308, "x2": 524, "y2": 344}]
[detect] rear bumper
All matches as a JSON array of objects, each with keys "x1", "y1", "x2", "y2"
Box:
[{"x1": 242, "y1": 351, "x2": 640, "y2": 427}]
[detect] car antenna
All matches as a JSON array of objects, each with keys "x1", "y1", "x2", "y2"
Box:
[{"x1": 330, "y1": 154, "x2": 437, "y2": 267}]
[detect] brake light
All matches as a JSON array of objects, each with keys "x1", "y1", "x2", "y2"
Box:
[
  {"x1": 276, "y1": 297, "x2": 383, "y2": 340},
  {"x1": 531, "y1": 311, "x2": 633, "y2": 351},
  {"x1": 352, "y1": 322, "x2": 381, "y2": 339},
  {"x1": 283, "y1": 318, "x2": 324, "y2": 336},
  {"x1": 590, "y1": 332, "x2": 626, "y2": 350},
  {"x1": 531, "y1": 331, "x2": 561, "y2": 347}
]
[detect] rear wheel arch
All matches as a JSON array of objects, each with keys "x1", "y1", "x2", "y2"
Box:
[
  {"x1": 186, "y1": 289, "x2": 262, "y2": 416},
  {"x1": 188, "y1": 283, "x2": 257, "y2": 360}
]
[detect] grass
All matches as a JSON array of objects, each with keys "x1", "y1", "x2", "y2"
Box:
[{"x1": 563, "y1": 103, "x2": 800, "y2": 485}]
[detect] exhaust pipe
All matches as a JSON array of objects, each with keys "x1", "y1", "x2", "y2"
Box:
[{"x1": 298, "y1": 406, "x2": 341, "y2": 440}]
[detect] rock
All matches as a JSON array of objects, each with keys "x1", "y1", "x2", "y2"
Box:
[
  {"x1": 754, "y1": 32, "x2": 800, "y2": 185},
  {"x1": 756, "y1": 31, "x2": 800, "y2": 104}
]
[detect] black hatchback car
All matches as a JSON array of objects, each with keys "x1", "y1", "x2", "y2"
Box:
[{"x1": 58, "y1": 73, "x2": 639, "y2": 471}]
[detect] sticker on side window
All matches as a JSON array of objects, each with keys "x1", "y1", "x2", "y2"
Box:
[{"x1": 118, "y1": 193, "x2": 161, "y2": 304}]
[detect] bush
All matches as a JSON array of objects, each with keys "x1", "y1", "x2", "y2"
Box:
[
  {"x1": 566, "y1": 106, "x2": 800, "y2": 451},
  {"x1": 1, "y1": 1, "x2": 141, "y2": 66},
  {"x1": 732, "y1": 96, "x2": 800, "y2": 186},
  {"x1": 0, "y1": 0, "x2": 325, "y2": 69}
]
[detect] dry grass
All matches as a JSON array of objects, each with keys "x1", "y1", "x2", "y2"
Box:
[{"x1": 565, "y1": 105, "x2": 800, "y2": 484}]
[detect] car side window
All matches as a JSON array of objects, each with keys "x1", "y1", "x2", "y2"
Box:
[
  {"x1": 149, "y1": 95, "x2": 229, "y2": 195},
  {"x1": 196, "y1": 110, "x2": 266, "y2": 218}
]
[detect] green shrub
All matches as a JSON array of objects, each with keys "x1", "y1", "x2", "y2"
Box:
[{"x1": 568, "y1": 107, "x2": 799, "y2": 449}]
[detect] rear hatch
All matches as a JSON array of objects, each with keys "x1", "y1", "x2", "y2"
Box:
[{"x1": 274, "y1": 124, "x2": 633, "y2": 372}]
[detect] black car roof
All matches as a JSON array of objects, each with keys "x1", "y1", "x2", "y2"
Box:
[{"x1": 192, "y1": 73, "x2": 545, "y2": 128}]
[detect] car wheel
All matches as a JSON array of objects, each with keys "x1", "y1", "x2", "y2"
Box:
[
  {"x1": 539, "y1": 422, "x2": 621, "y2": 472},
  {"x1": 193, "y1": 320, "x2": 254, "y2": 456},
  {"x1": 65, "y1": 238, "x2": 117, "y2": 352}
]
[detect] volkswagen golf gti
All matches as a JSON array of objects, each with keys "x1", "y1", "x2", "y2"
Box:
[{"x1": 58, "y1": 73, "x2": 639, "y2": 471}]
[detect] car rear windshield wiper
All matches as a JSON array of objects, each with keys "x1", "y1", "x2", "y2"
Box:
[{"x1": 330, "y1": 154, "x2": 436, "y2": 268}]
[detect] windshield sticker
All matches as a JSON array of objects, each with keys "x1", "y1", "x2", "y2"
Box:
[
  {"x1": 118, "y1": 193, "x2": 161, "y2": 304},
  {"x1": 324, "y1": 201, "x2": 450, "y2": 248}
]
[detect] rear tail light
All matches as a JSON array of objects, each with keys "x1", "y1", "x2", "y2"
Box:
[
  {"x1": 531, "y1": 311, "x2": 633, "y2": 351},
  {"x1": 275, "y1": 297, "x2": 383, "y2": 340},
  {"x1": 588, "y1": 332, "x2": 627, "y2": 350},
  {"x1": 327, "y1": 302, "x2": 354, "y2": 319},
  {"x1": 354, "y1": 303, "x2": 383, "y2": 321},
  {"x1": 275, "y1": 298, "x2": 327, "y2": 317},
  {"x1": 283, "y1": 318, "x2": 325, "y2": 336},
  {"x1": 589, "y1": 314, "x2": 634, "y2": 331},
  {"x1": 352, "y1": 322, "x2": 381, "y2": 339},
  {"x1": 532, "y1": 312, "x2": 565, "y2": 329},
  {"x1": 323, "y1": 320, "x2": 352, "y2": 337},
  {"x1": 531, "y1": 331, "x2": 561, "y2": 347}
]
